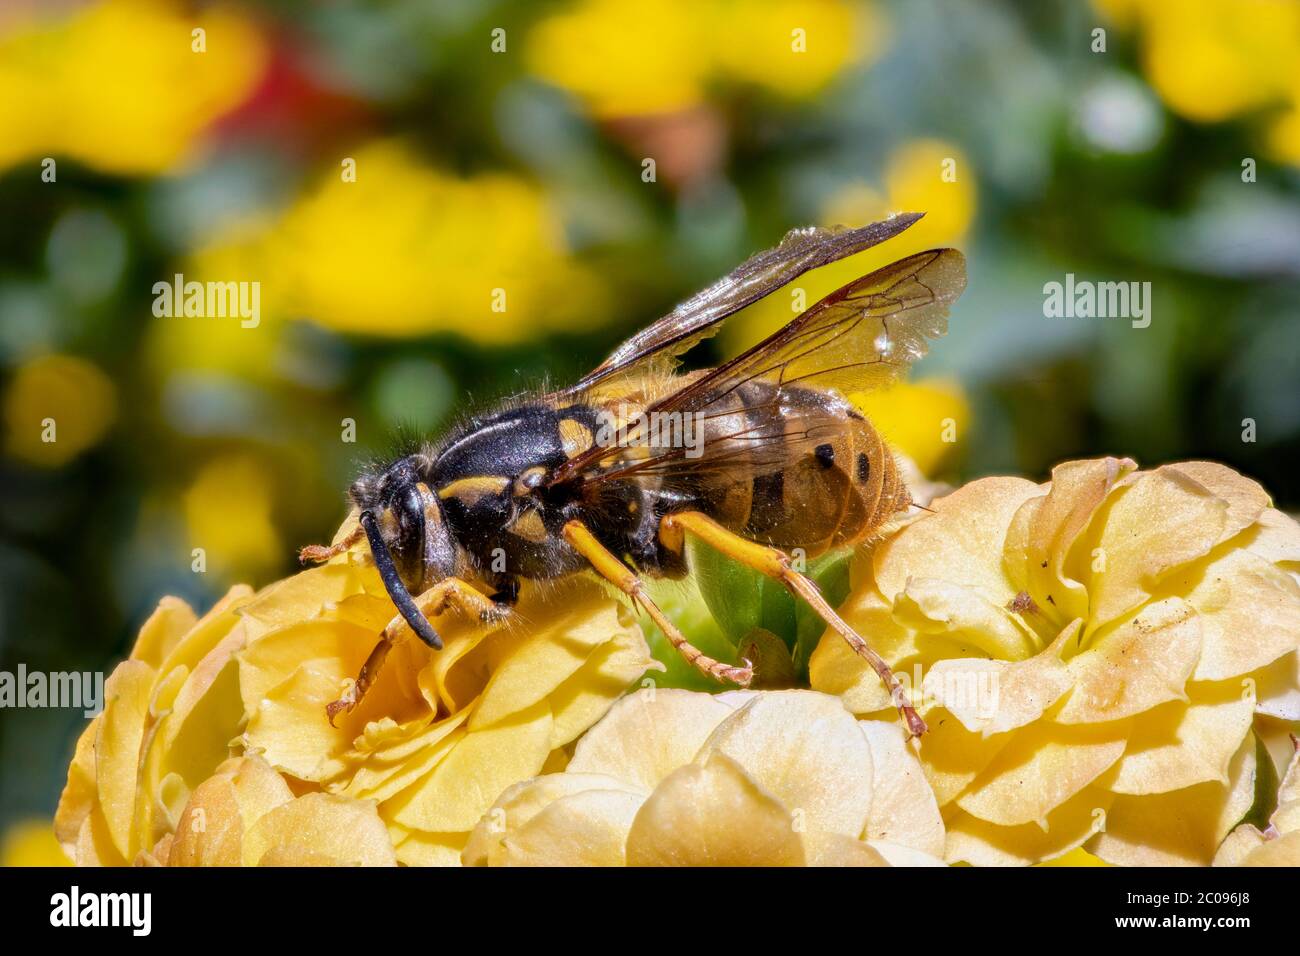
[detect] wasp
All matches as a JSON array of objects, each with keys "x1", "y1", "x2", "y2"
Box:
[{"x1": 302, "y1": 214, "x2": 966, "y2": 736}]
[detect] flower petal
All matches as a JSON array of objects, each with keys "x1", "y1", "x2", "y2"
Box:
[
  {"x1": 955, "y1": 718, "x2": 1131, "y2": 827},
  {"x1": 242, "y1": 792, "x2": 397, "y2": 866},
  {"x1": 945, "y1": 787, "x2": 1113, "y2": 866},
  {"x1": 802, "y1": 831, "x2": 888, "y2": 866},
  {"x1": 1087, "y1": 469, "x2": 1227, "y2": 625},
  {"x1": 1056, "y1": 598, "x2": 1201, "y2": 723},
  {"x1": 922, "y1": 620, "x2": 1077, "y2": 737},
  {"x1": 546, "y1": 626, "x2": 656, "y2": 749},
  {"x1": 701, "y1": 690, "x2": 874, "y2": 838},
  {"x1": 1105, "y1": 684, "x2": 1255, "y2": 795},
  {"x1": 568, "y1": 688, "x2": 735, "y2": 792},
  {"x1": 858, "y1": 719, "x2": 945, "y2": 856},
  {"x1": 1088, "y1": 734, "x2": 1257, "y2": 866},
  {"x1": 1172, "y1": 548, "x2": 1300, "y2": 681},
  {"x1": 1159, "y1": 461, "x2": 1269, "y2": 545},
  {"x1": 384, "y1": 700, "x2": 553, "y2": 833},
  {"x1": 625, "y1": 753, "x2": 805, "y2": 866},
  {"x1": 810, "y1": 588, "x2": 919, "y2": 714},
  {"x1": 894, "y1": 577, "x2": 1037, "y2": 661},
  {"x1": 497, "y1": 788, "x2": 646, "y2": 866},
  {"x1": 874, "y1": 476, "x2": 1042, "y2": 607}
]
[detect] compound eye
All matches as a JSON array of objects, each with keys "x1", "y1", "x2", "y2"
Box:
[{"x1": 513, "y1": 466, "x2": 547, "y2": 496}]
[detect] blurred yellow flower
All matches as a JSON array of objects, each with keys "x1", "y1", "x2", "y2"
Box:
[
  {"x1": 266, "y1": 142, "x2": 605, "y2": 342},
  {"x1": 2, "y1": 819, "x2": 71, "y2": 867},
  {"x1": 852, "y1": 377, "x2": 969, "y2": 477},
  {"x1": 0, "y1": 0, "x2": 266, "y2": 175},
  {"x1": 182, "y1": 454, "x2": 282, "y2": 581},
  {"x1": 3, "y1": 354, "x2": 116, "y2": 467},
  {"x1": 465, "y1": 687, "x2": 946, "y2": 866},
  {"x1": 56, "y1": 520, "x2": 652, "y2": 866},
  {"x1": 1215, "y1": 742, "x2": 1300, "y2": 866},
  {"x1": 1095, "y1": 0, "x2": 1300, "y2": 165},
  {"x1": 527, "y1": 0, "x2": 877, "y2": 118},
  {"x1": 812, "y1": 457, "x2": 1300, "y2": 865},
  {"x1": 723, "y1": 138, "x2": 975, "y2": 355}
]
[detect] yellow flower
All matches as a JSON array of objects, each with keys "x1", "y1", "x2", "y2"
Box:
[
  {"x1": 812, "y1": 457, "x2": 1300, "y2": 865},
  {"x1": 268, "y1": 142, "x2": 605, "y2": 342},
  {"x1": 851, "y1": 378, "x2": 970, "y2": 477},
  {"x1": 465, "y1": 688, "x2": 946, "y2": 866},
  {"x1": 182, "y1": 454, "x2": 282, "y2": 582},
  {"x1": 722, "y1": 138, "x2": 976, "y2": 355},
  {"x1": 2, "y1": 820, "x2": 72, "y2": 867},
  {"x1": 527, "y1": 0, "x2": 876, "y2": 119},
  {"x1": 1095, "y1": 0, "x2": 1300, "y2": 165},
  {"x1": 0, "y1": 0, "x2": 266, "y2": 175},
  {"x1": 1215, "y1": 742, "x2": 1300, "y2": 866},
  {"x1": 56, "y1": 518, "x2": 652, "y2": 865},
  {"x1": 3, "y1": 354, "x2": 116, "y2": 467}
]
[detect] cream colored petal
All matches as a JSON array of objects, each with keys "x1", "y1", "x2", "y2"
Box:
[
  {"x1": 471, "y1": 587, "x2": 637, "y2": 730},
  {"x1": 243, "y1": 792, "x2": 397, "y2": 866},
  {"x1": 810, "y1": 588, "x2": 920, "y2": 715},
  {"x1": 463, "y1": 772, "x2": 642, "y2": 866},
  {"x1": 1239, "y1": 831, "x2": 1300, "y2": 866},
  {"x1": 497, "y1": 788, "x2": 645, "y2": 866},
  {"x1": 129, "y1": 596, "x2": 198, "y2": 669},
  {"x1": 915, "y1": 708, "x2": 1013, "y2": 807},
  {"x1": 1159, "y1": 461, "x2": 1269, "y2": 545},
  {"x1": 94, "y1": 659, "x2": 156, "y2": 861},
  {"x1": 384, "y1": 699, "x2": 553, "y2": 833},
  {"x1": 1087, "y1": 470, "x2": 1227, "y2": 625},
  {"x1": 867, "y1": 840, "x2": 948, "y2": 866},
  {"x1": 1024, "y1": 457, "x2": 1136, "y2": 625},
  {"x1": 1173, "y1": 548, "x2": 1300, "y2": 681},
  {"x1": 874, "y1": 476, "x2": 1042, "y2": 606},
  {"x1": 392, "y1": 829, "x2": 466, "y2": 867},
  {"x1": 567, "y1": 688, "x2": 735, "y2": 793},
  {"x1": 1057, "y1": 598, "x2": 1201, "y2": 724},
  {"x1": 541, "y1": 623, "x2": 654, "y2": 749},
  {"x1": 858, "y1": 720, "x2": 945, "y2": 856},
  {"x1": 1213, "y1": 824, "x2": 1266, "y2": 866},
  {"x1": 1242, "y1": 507, "x2": 1300, "y2": 566},
  {"x1": 701, "y1": 690, "x2": 873, "y2": 838},
  {"x1": 945, "y1": 787, "x2": 1114, "y2": 867},
  {"x1": 955, "y1": 718, "x2": 1131, "y2": 827},
  {"x1": 1252, "y1": 652, "x2": 1300, "y2": 720},
  {"x1": 803, "y1": 831, "x2": 888, "y2": 867},
  {"x1": 625, "y1": 753, "x2": 805, "y2": 866},
  {"x1": 1089, "y1": 735, "x2": 1257, "y2": 866},
  {"x1": 1106, "y1": 685, "x2": 1255, "y2": 795},
  {"x1": 923, "y1": 621, "x2": 1077, "y2": 738},
  {"x1": 1272, "y1": 745, "x2": 1300, "y2": 834},
  {"x1": 893, "y1": 577, "x2": 1038, "y2": 661}
]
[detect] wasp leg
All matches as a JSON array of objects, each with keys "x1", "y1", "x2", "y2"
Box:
[
  {"x1": 299, "y1": 524, "x2": 366, "y2": 565},
  {"x1": 659, "y1": 511, "x2": 926, "y2": 737},
  {"x1": 562, "y1": 520, "x2": 753, "y2": 687},
  {"x1": 325, "y1": 576, "x2": 507, "y2": 725}
]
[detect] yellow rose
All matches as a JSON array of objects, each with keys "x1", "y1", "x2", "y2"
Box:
[
  {"x1": 812, "y1": 457, "x2": 1300, "y2": 865},
  {"x1": 56, "y1": 518, "x2": 652, "y2": 865},
  {"x1": 465, "y1": 688, "x2": 946, "y2": 866}
]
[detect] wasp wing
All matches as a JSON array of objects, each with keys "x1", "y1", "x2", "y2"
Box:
[
  {"x1": 567, "y1": 214, "x2": 925, "y2": 395},
  {"x1": 553, "y1": 248, "x2": 965, "y2": 486}
]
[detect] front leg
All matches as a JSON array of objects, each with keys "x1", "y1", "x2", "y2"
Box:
[{"x1": 326, "y1": 576, "x2": 507, "y2": 724}]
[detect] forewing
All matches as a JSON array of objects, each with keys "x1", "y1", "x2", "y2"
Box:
[
  {"x1": 567, "y1": 213, "x2": 925, "y2": 394},
  {"x1": 550, "y1": 248, "x2": 965, "y2": 487}
]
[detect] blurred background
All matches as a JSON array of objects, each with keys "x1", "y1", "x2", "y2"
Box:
[{"x1": 2, "y1": 0, "x2": 1299, "y2": 861}]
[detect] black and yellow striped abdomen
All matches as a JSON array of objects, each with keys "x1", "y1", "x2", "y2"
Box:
[{"x1": 677, "y1": 380, "x2": 911, "y2": 558}]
